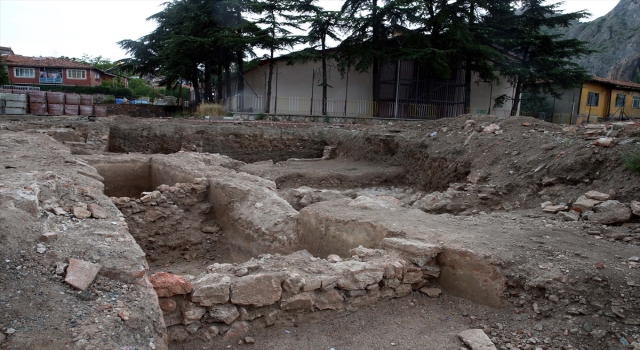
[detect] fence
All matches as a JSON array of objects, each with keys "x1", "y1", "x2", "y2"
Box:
[{"x1": 222, "y1": 94, "x2": 469, "y2": 119}]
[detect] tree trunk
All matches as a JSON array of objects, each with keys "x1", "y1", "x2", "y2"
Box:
[
  {"x1": 372, "y1": 0, "x2": 381, "y2": 115},
  {"x1": 216, "y1": 65, "x2": 223, "y2": 103},
  {"x1": 464, "y1": 2, "x2": 475, "y2": 113},
  {"x1": 204, "y1": 61, "x2": 212, "y2": 103},
  {"x1": 266, "y1": 47, "x2": 275, "y2": 113},
  {"x1": 511, "y1": 78, "x2": 522, "y2": 116},
  {"x1": 236, "y1": 51, "x2": 244, "y2": 110},
  {"x1": 192, "y1": 66, "x2": 201, "y2": 106},
  {"x1": 225, "y1": 62, "x2": 232, "y2": 102},
  {"x1": 321, "y1": 34, "x2": 328, "y2": 116}
]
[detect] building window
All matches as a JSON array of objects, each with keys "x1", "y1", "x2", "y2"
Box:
[
  {"x1": 67, "y1": 69, "x2": 87, "y2": 79},
  {"x1": 587, "y1": 92, "x2": 599, "y2": 106},
  {"x1": 633, "y1": 96, "x2": 640, "y2": 109},
  {"x1": 95, "y1": 72, "x2": 100, "y2": 79},
  {"x1": 14, "y1": 68, "x2": 35, "y2": 78},
  {"x1": 615, "y1": 94, "x2": 626, "y2": 107}
]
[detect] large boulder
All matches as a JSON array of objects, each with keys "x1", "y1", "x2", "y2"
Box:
[{"x1": 590, "y1": 200, "x2": 632, "y2": 225}]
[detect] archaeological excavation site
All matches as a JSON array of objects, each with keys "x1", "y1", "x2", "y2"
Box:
[{"x1": 1, "y1": 114, "x2": 640, "y2": 350}]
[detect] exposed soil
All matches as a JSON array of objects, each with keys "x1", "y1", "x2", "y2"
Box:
[{"x1": 1, "y1": 114, "x2": 639, "y2": 350}]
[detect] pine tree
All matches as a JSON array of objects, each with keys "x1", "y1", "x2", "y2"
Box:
[
  {"x1": 252, "y1": 0, "x2": 303, "y2": 113},
  {"x1": 0, "y1": 56, "x2": 9, "y2": 86},
  {"x1": 491, "y1": 0, "x2": 593, "y2": 116},
  {"x1": 287, "y1": 5, "x2": 340, "y2": 115}
]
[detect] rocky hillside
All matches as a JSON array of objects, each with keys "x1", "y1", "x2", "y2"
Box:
[{"x1": 562, "y1": 0, "x2": 640, "y2": 81}]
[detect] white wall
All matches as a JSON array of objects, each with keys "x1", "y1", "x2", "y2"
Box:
[
  {"x1": 469, "y1": 73, "x2": 515, "y2": 118},
  {"x1": 241, "y1": 59, "x2": 373, "y2": 102}
]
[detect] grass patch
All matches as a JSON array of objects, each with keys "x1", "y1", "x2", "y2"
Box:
[
  {"x1": 195, "y1": 103, "x2": 227, "y2": 117},
  {"x1": 620, "y1": 144, "x2": 640, "y2": 173}
]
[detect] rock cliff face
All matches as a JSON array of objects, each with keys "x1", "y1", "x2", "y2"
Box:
[{"x1": 562, "y1": 0, "x2": 640, "y2": 81}]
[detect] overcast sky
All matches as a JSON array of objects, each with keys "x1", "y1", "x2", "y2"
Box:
[{"x1": 0, "y1": 0, "x2": 621, "y2": 62}]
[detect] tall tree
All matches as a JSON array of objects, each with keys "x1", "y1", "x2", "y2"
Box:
[
  {"x1": 252, "y1": 0, "x2": 302, "y2": 113},
  {"x1": 491, "y1": 0, "x2": 593, "y2": 116},
  {"x1": 288, "y1": 6, "x2": 340, "y2": 115}
]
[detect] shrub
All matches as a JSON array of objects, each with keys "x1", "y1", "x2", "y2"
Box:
[
  {"x1": 620, "y1": 144, "x2": 640, "y2": 173},
  {"x1": 195, "y1": 103, "x2": 227, "y2": 117}
]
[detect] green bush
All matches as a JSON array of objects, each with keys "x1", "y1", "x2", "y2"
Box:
[{"x1": 620, "y1": 144, "x2": 640, "y2": 173}]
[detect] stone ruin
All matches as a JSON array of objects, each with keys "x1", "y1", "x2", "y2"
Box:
[{"x1": 2, "y1": 115, "x2": 640, "y2": 350}]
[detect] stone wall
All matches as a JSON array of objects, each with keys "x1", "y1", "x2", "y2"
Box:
[
  {"x1": 150, "y1": 239, "x2": 443, "y2": 343},
  {"x1": 112, "y1": 179, "x2": 215, "y2": 263}
]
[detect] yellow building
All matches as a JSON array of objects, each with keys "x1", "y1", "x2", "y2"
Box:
[{"x1": 577, "y1": 77, "x2": 640, "y2": 120}]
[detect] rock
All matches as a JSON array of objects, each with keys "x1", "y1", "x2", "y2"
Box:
[
  {"x1": 394, "y1": 284, "x2": 413, "y2": 298},
  {"x1": 52, "y1": 207, "x2": 67, "y2": 215},
  {"x1": 585, "y1": 190, "x2": 612, "y2": 201},
  {"x1": 631, "y1": 201, "x2": 640, "y2": 216},
  {"x1": 412, "y1": 191, "x2": 454, "y2": 213},
  {"x1": 380, "y1": 238, "x2": 442, "y2": 267},
  {"x1": 36, "y1": 243, "x2": 47, "y2": 254},
  {"x1": 223, "y1": 321, "x2": 249, "y2": 340},
  {"x1": 64, "y1": 258, "x2": 101, "y2": 291},
  {"x1": 149, "y1": 272, "x2": 193, "y2": 297},
  {"x1": 230, "y1": 273, "x2": 282, "y2": 307},
  {"x1": 282, "y1": 273, "x2": 304, "y2": 293},
  {"x1": 39, "y1": 232, "x2": 58, "y2": 242},
  {"x1": 180, "y1": 303, "x2": 207, "y2": 325},
  {"x1": 557, "y1": 210, "x2": 580, "y2": 221},
  {"x1": 0, "y1": 332, "x2": 5, "y2": 343},
  {"x1": 590, "y1": 200, "x2": 632, "y2": 225},
  {"x1": 55, "y1": 262, "x2": 68, "y2": 275},
  {"x1": 314, "y1": 289, "x2": 344, "y2": 310},
  {"x1": 191, "y1": 274, "x2": 230, "y2": 306},
  {"x1": 402, "y1": 266, "x2": 423, "y2": 284},
  {"x1": 334, "y1": 261, "x2": 384, "y2": 290},
  {"x1": 72, "y1": 207, "x2": 91, "y2": 219},
  {"x1": 167, "y1": 325, "x2": 190, "y2": 343},
  {"x1": 419, "y1": 287, "x2": 442, "y2": 298},
  {"x1": 482, "y1": 124, "x2": 500, "y2": 133},
  {"x1": 280, "y1": 292, "x2": 315, "y2": 311},
  {"x1": 594, "y1": 137, "x2": 615, "y2": 147},
  {"x1": 327, "y1": 254, "x2": 342, "y2": 263},
  {"x1": 542, "y1": 204, "x2": 568, "y2": 213},
  {"x1": 208, "y1": 304, "x2": 240, "y2": 324},
  {"x1": 158, "y1": 298, "x2": 177, "y2": 313},
  {"x1": 540, "y1": 201, "x2": 552, "y2": 209},
  {"x1": 245, "y1": 336, "x2": 255, "y2": 344},
  {"x1": 185, "y1": 321, "x2": 201, "y2": 334},
  {"x1": 458, "y1": 329, "x2": 497, "y2": 350},
  {"x1": 87, "y1": 203, "x2": 108, "y2": 219},
  {"x1": 201, "y1": 225, "x2": 220, "y2": 234},
  {"x1": 572, "y1": 195, "x2": 602, "y2": 212}
]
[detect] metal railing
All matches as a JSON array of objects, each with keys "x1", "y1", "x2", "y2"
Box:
[
  {"x1": 39, "y1": 77, "x2": 63, "y2": 84},
  {"x1": 222, "y1": 94, "x2": 468, "y2": 119}
]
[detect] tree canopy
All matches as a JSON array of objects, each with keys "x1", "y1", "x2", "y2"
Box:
[{"x1": 117, "y1": 0, "x2": 593, "y2": 114}]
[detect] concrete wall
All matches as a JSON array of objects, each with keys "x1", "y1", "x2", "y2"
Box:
[
  {"x1": 241, "y1": 59, "x2": 373, "y2": 102},
  {"x1": 577, "y1": 81, "x2": 611, "y2": 118},
  {"x1": 609, "y1": 88, "x2": 640, "y2": 119},
  {"x1": 469, "y1": 72, "x2": 516, "y2": 118}
]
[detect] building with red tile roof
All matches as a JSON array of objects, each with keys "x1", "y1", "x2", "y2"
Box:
[{"x1": 3, "y1": 54, "x2": 116, "y2": 86}]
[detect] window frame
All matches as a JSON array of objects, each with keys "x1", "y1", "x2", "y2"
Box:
[
  {"x1": 615, "y1": 93, "x2": 626, "y2": 107},
  {"x1": 94, "y1": 72, "x2": 100, "y2": 80},
  {"x1": 66, "y1": 69, "x2": 87, "y2": 80},
  {"x1": 14, "y1": 67, "x2": 35, "y2": 78},
  {"x1": 586, "y1": 92, "x2": 599, "y2": 107},
  {"x1": 632, "y1": 95, "x2": 640, "y2": 109}
]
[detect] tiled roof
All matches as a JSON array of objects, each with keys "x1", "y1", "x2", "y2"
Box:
[
  {"x1": 3, "y1": 55, "x2": 94, "y2": 69},
  {"x1": 591, "y1": 76, "x2": 640, "y2": 90}
]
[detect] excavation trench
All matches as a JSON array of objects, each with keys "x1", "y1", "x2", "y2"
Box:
[{"x1": 87, "y1": 154, "x2": 505, "y2": 346}]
